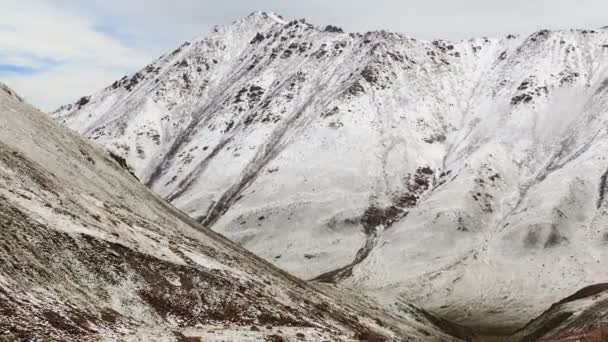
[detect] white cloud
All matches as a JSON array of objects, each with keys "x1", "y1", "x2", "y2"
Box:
[
  {"x1": 0, "y1": 0, "x2": 151, "y2": 110},
  {"x1": 0, "y1": 2, "x2": 144, "y2": 66},
  {"x1": 3, "y1": 64, "x2": 124, "y2": 111}
]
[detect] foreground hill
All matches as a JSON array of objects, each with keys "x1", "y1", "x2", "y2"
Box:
[{"x1": 53, "y1": 12, "x2": 608, "y2": 330}]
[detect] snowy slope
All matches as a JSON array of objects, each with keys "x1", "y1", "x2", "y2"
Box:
[
  {"x1": 0, "y1": 83, "x2": 470, "y2": 341},
  {"x1": 53, "y1": 12, "x2": 608, "y2": 331},
  {"x1": 510, "y1": 283, "x2": 608, "y2": 341}
]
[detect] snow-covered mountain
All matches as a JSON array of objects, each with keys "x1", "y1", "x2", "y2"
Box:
[
  {"x1": 1, "y1": 83, "x2": 474, "y2": 341},
  {"x1": 53, "y1": 11, "x2": 608, "y2": 332}
]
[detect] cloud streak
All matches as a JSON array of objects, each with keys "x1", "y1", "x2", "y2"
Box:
[{"x1": 0, "y1": 64, "x2": 40, "y2": 75}]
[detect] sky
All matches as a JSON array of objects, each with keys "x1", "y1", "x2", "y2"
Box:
[{"x1": 1, "y1": 0, "x2": 607, "y2": 111}]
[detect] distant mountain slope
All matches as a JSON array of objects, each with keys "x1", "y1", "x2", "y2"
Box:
[
  {"x1": 53, "y1": 11, "x2": 608, "y2": 330},
  {"x1": 0, "y1": 83, "x2": 469, "y2": 341},
  {"x1": 510, "y1": 284, "x2": 608, "y2": 341}
]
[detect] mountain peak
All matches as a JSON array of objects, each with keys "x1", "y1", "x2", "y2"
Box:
[{"x1": 245, "y1": 11, "x2": 288, "y2": 25}]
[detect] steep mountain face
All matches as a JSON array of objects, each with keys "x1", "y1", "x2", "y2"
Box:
[
  {"x1": 0, "y1": 83, "x2": 470, "y2": 341},
  {"x1": 53, "y1": 12, "x2": 608, "y2": 331}
]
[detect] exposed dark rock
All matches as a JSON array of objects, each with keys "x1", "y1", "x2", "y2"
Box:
[
  {"x1": 251, "y1": 32, "x2": 265, "y2": 44},
  {"x1": 76, "y1": 96, "x2": 90, "y2": 109},
  {"x1": 423, "y1": 133, "x2": 447, "y2": 144},
  {"x1": 265, "y1": 335, "x2": 285, "y2": 342},
  {"x1": 360, "y1": 66, "x2": 379, "y2": 84},
  {"x1": 108, "y1": 151, "x2": 138, "y2": 180},
  {"x1": 511, "y1": 93, "x2": 534, "y2": 106},
  {"x1": 597, "y1": 167, "x2": 608, "y2": 209},
  {"x1": 324, "y1": 25, "x2": 344, "y2": 33},
  {"x1": 124, "y1": 73, "x2": 144, "y2": 92}
]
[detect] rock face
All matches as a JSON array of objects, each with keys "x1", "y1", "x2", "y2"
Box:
[
  {"x1": 0, "y1": 83, "x2": 468, "y2": 341},
  {"x1": 53, "y1": 11, "x2": 608, "y2": 330}
]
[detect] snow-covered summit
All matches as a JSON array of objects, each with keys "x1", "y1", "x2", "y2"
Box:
[{"x1": 53, "y1": 13, "x2": 608, "y2": 331}]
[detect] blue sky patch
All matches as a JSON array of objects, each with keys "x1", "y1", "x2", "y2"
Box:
[{"x1": 0, "y1": 64, "x2": 40, "y2": 75}]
